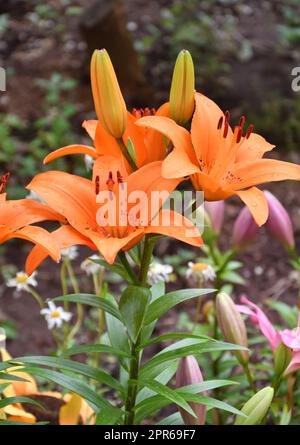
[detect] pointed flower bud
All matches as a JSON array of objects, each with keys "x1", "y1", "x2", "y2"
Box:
[
  {"x1": 274, "y1": 343, "x2": 292, "y2": 377},
  {"x1": 205, "y1": 200, "x2": 225, "y2": 234},
  {"x1": 90, "y1": 49, "x2": 127, "y2": 138},
  {"x1": 234, "y1": 387, "x2": 274, "y2": 425},
  {"x1": 264, "y1": 191, "x2": 294, "y2": 249},
  {"x1": 169, "y1": 49, "x2": 195, "y2": 125},
  {"x1": 232, "y1": 205, "x2": 259, "y2": 249},
  {"x1": 176, "y1": 355, "x2": 206, "y2": 425},
  {"x1": 216, "y1": 292, "x2": 249, "y2": 364}
]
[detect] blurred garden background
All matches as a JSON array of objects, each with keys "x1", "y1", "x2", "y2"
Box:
[{"x1": 1, "y1": 0, "x2": 300, "y2": 357}]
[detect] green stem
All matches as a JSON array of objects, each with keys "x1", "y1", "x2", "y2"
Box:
[
  {"x1": 65, "y1": 259, "x2": 82, "y2": 343},
  {"x1": 117, "y1": 138, "x2": 137, "y2": 171},
  {"x1": 118, "y1": 252, "x2": 139, "y2": 284},
  {"x1": 242, "y1": 362, "x2": 257, "y2": 393},
  {"x1": 124, "y1": 235, "x2": 155, "y2": 424},
  {"x1": 28, "y1": 287, "x2": 44, "y2": 309}
]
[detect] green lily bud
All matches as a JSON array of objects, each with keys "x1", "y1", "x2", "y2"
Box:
[
  {"x1": 234, "y1": 387, "x2": 274, "y2": 425},
  {"x1": 274, "y1": 343, "x2": 292, "y2": 377},
  {"x1": 216, "y1": 292, "x2": 249, "y2": 365},
  {"x1": 169, "y1": 49, "x2": 195, "y2": 125},
  {"x1": 90, "y1": 49, "x2": 127, "y2": 138}
]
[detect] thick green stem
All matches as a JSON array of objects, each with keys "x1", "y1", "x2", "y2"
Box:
[{"x1": 124, "y1": 235, "x2": 155, "y2": 424}]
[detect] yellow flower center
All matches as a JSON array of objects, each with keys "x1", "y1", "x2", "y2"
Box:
[
  {"x1": 16, "y1": 274, "x2": 28, "y2": 283},
  {"x1": 51, "y1": 310, "x2": 60, "y2": 318},
  {"x1": 192, "y1": 263, "x2": 209, "y2": 272}
]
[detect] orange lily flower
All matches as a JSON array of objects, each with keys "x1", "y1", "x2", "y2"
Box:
[
  {"x1": 136, "y1": 93, "x2": 300, "y2": 225},
  {"x1": 26, "y1": 158, "x2": 202, "y2": 269},
  {"x1": 0, "y1": 192, "x2": 65, "y2": 264}
]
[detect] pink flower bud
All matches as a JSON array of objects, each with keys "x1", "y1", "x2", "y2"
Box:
[
  {"x1": 216, "y1": 292, "x2": 249, "y2": 365},
  {"x1": 176, "y1": 355, "x2": 206, "y2": 425},
  {"x1": 232, "y1": 205, "x2": 259, "y2": 248},
  {"x1": 264, "y1": 191, "x2": 294, "y2": 249},
  {"x1": 204, "y1": 200, "x2": 225, "y2": 234}
]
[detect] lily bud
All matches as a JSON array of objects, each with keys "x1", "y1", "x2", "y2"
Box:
[
  {"x1": 265, "y1": 191, "x2": 295, "y2": 249},
  {"x1": 205, "y1": 200, "x2": 225, "y2": 234},
  {"x1": 232, "y1": 205, "x2": 259, "y2": 249},
  {"x1": 90, "y1": 49, "x2": 127, "y2": 138},
  {"x1": 216, "y1": 292, "x2": 249, "y2": 365},
  {"x1": 234, "y1": 386, "x2": 274, "y2": 425},
  {"x1": 274, "y1": 343, "x2": 292, "y2": 377},
  {"x1": 169, "y1": 49, "x2": 195, "y2": 125},
  {"x1": 176, "y1": 355, "x2": 206, "y2": 425}
]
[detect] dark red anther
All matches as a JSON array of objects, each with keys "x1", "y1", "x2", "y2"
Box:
[
  {"x1": 144, "y1": 107, "x2": 151, "y2": 116},
  {"x1": 117, "y1": 170, "x2": 124, "y2": 183},
  {"x1": 236, "y1": 126, "x2": 243, "y2": 144},
  {"x1": 0, "y1": 172, "x2": 10, "y2": 193},
  {"x1": 217, "y1": 116, "x2": 223, "y2": 130},
  {"x1": 106, "y1": 171, "x2": 115, "y2": 190},
  {"x1": 223, "y1": 120, "x2": 229, "y2": 138},
  {"x1": 151, "y1": 108, "x2": 156, "y2": 115},
  {"x1": 224, "y1": 110, "x2": 230, "y2": 122},
  {"x1": 95, "y1": 175, "x2": 100, "y2": 195},
  {"x1": 245, "y1": 123, "x2": 254, "y2": 139},
  {"x1": 239, "y1": 115, "x2": 246, "y2": 130}
]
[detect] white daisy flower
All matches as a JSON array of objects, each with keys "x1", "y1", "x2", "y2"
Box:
[
  {"x1": 186, "y1": 262, "x2": 216, "y2": 286},
  {"x1": 84, "y1": 155, "x2": 94, "y2": 171},
  {"x1": 6, "y1": 271, "x2": 38, "y2": 292},
  {"x1": 81, "y1": 255, "x2": 104, "y2": 276},
  {"x1": 148, "y1": 261, "x2": 173, "y2": 285},
  {"x1": 61, "y1": 246, "x2": 79, "y2": 260},
  {"x1": 41, "y1": 301, "x2": 72, "y2": 330}
]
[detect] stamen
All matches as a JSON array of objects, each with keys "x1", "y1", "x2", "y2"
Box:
[
  {"x1": 224, "y1": 110, "x2": 230, "y2": 123},
  {"x1": 223, "y1": 120, "x2": 229, "y2": 138},
  {"x1": 239, "y1": 115, "x2": 246, "y2": 130},
  {"x1": 144, "y1": 107, "x2": 151, "y2": 116},
  {"x1": 235, "y1": 125, "x2": 242, "y2": 144},
  {"x1": 217, "y1": 116, "x2": 223, "y2": 130},
  {"x1": 245, "y1": 124, "x2": 254, "y2": 139},
  {"x1": 95, "y1": 175, "x2": 100, "y2": 195},
  {"x1": 106, "y1": 171, "x2": 115, "y2": 190},
  {"x1": 117, "y1": 170, "x2": 124, "y2": 183},
  {"x1": 0, "y1": 172, "x2": 10, "y2": 193}
]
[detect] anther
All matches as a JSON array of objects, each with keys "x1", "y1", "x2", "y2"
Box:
[
  {"x1": 239, "y1": 115, "x2": 246, "y2": 130},
  {"x1": 117, "y1": 170, "x2": 124, "y2": 183},
  {"x1": 106, "y1": 171, "x2": 115, "y2": 190},
  {"x1": 236, "y1": 126, "x2": 242, "y2": 144},
  {"x1": 245, "y1": 124, "x2": 254, "y2": 139},
  {"x1": 223, "y1": 120, "x2": 229, "y2": 138},
  {"x1": 217, "y1": 116, "x2": 223, "y2": 130},
  {"x1": 95, "y1": 175, "x2": 100, "y2": 195},
  {"x1": 224, "y1": 110, "x2": 230, "y2": 122}
]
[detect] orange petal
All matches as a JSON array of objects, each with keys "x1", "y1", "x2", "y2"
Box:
[
  {"x1": 2, "y1": 226, "x2": 61, "y2": 262},
  {"x1": 231, "y1": 158, "x2": 300, "y2": 190},
  {"x1": 192, "y1": 93, "x2": 227, "y2": 169},
  {"x1": 146, "y1": 210, "x2": 203, "y2": 247},
  {"x1": 25, "y1": 225, "x2": 96, "y2": 275},
  {"x1": 27, "y1": 171, "x2": 97, "y2": 233},
  {"x1": 0, "y1": 198, "x2": 65, "y2": 233},
  {"x1": 88, "y1": 229, "x2": 144, "y2": 264},
  {"x1": 235, "y1": 187, "x2": 268, "y2": 226},
  {"x1": 93, "y1": 121, "x2": 122, "y2": 156},
  {"x1": 92, "y1": 155, "x2": 128, "y2": 191},
  {"x1": 162, "y1": 147, "x2": 200, "y2": 178},
  {"x1": 82, "y1": 120, "x2": 98, "y2": 140},
  {"x1": 43, "y1": 145, "x2": 98, "y2": 165},
  {"x1": 144, "y1": 102, "x2": 170, "y2": 162},
  {"x1": 59, "y1": 393, "x2": 82, "y2": 425},
  {"x1": 235, "y1": 133, "x2": 275, "y2": 163}
]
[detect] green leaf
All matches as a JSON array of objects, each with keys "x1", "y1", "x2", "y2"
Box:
[
  {"x1": 0, "y1": 420, "x2": 48, "y2": 425},
  {"x1": 157, "y1": 412, "x2": 183, "y2": 425},
  {"x1": 133, "y1": 378, "x2": 196, "y2": 419},
  {"x1": 145, "y1": 288, "x2": 215, "y2": 325},
  {"x1": 0, "y1": 373, "x2": 29, "y2": 382},
  {"x1": 141, "y1": 340, "x2": 247, "y2": 378},
  {"x1": 140, "y1": 332, "x2": 211, "y2": 349},
  {"x1": 95, "y1": 407, "x2": 123, "y2": 425},
  {"x1": 126, "y1": 137, "x2": 137, "y2": 164},
  {"x1": 119, "y1": 286, "x2": 151, "y2": 342},
  {"x1": 62, "y1": 343, "x2": 131, "y2": 359},
  {"x1": 219, "y1": 271, "x2": 245, "y2": 285},
  {"x1": 17, "y1": 366, "x2": 118, "y2": 413},
  {"x1": 11, "y1": 356, "x2": 122, "y2": 392},
  {"x1": 93, "y1": 258, "x2": 132, "y2": 281},
  {"x1": 0, "y1": 396, "x2": 44, "y2": 410},
  {"x1": 53, "y1": 294, "x2": 122, "y2": 321}
]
